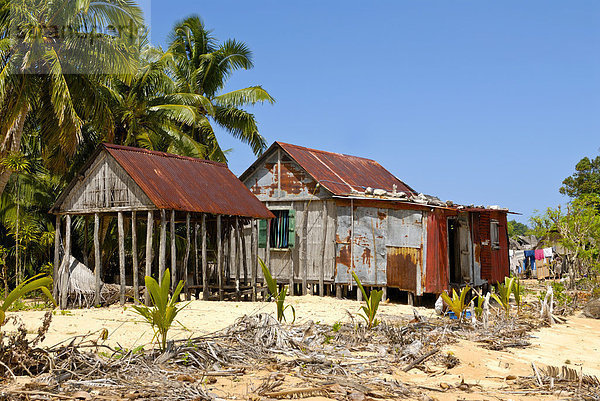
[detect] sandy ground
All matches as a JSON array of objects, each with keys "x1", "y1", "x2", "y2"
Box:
[{"x1": 5, "y1": 295, "x2": 600, "y2": 400}]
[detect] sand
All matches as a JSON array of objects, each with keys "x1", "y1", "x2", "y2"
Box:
[{"x1": 4, "y1": 295, "x2": 600, "y2": 400}]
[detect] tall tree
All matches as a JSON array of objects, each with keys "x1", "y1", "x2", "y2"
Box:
[
  {"x1": 560, "y1": 155, "x2": 600, "y2": 199},
  {"x1": 0, "y1": 0, "x2": 144, "y2": 196},
  {"x1": 168, "y1": 16, "x2": 275, "y2": 162}
]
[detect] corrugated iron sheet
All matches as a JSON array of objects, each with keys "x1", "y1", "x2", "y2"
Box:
[
  {"x1": 425, "y1": 209, "x2": 450, "y2": 294},
  {"x1": 104, "y1": 144, "x2": 274, "y2": 219},
  {"x1": 386, "y1": 246, "x2": 420, "y2": 291},
  {"x1": 278, "y1": 142, "x2": 416, "y2": 196}
]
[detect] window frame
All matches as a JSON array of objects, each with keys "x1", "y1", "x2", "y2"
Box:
[{"x1": 490, "y1": 219, "x2": 500, "y2": 250}]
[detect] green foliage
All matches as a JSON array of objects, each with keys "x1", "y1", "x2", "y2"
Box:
[
  {"x1": 131, "y1": 269, "x2": 187, "y2": 352},
  {"x1": 539, "y1": 281, "x2": 572, "y2": 306},
  {"x1": 259, "y1": 258, "x2": 295, "y2": 323},
  {"x1": 512, "y1": 277, "x2": 524, "y2": 312},
  {"x1": 474, "y1": 295, "x2": 485, "y2": 318},
  {"x1": 352, "y1": 272, "x2": 383, "y2": 329},
  {"x1": 560, "y1": 155, "x2": 600, "y2": 199},
  {"x1": 441, "y1": 286, "x2": 470, "y2": 320},
  {"x1": 0, "y1": 274, "x2": 55, "y2": 328},
  {"x1": 507, "y1": 220, "x2": 530, "y2": 239},
  {"x1": 491, "y1": 277, "x2": 514, "y2": 317},
  {"x1": 332, "y1": 321, "x2": 342, "y2": 332}
]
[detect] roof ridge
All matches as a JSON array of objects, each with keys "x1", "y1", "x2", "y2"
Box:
[
  {"x1": 276, "y1": 141, "x2": 380, "y2": 164},
  {"x1": 102, "y1": 143, "x2": 227, "y2": 167}
]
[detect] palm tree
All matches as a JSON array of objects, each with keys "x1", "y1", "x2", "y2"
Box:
[
  {"x1": 109, "y1": 36, "x2": 214, "y2": 157},
  {"x1": 0, "y1": 0, "x2": 144, "y2": 196},
  {"x1": 168, "y1": 16, "x2": 275, "y2": 162}
]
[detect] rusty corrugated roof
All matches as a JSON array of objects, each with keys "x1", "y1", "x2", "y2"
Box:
[
  {"x1": 276, "y1": 142, "x2": 417, "y2": 196},
  {"x1": 104, "y1": 144, "x2": 274, "y2": 219}
]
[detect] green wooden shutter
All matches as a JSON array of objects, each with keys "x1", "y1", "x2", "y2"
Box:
[
  {"x1": 287, "y1": 209, "x2": 296, "y2": 248},
  {"x1": 258, "y1": 219, "x2": 267, "y2": 248}
]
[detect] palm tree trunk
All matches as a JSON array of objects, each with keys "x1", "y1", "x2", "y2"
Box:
[{"x1": 0, "y1": 107, "x2": 29, "y2": 197}]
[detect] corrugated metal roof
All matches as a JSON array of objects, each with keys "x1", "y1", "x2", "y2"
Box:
[
  {"x1": 102, "y1": 144, "x2": 274, "y2": 218},
  {"x1": 276, "y1": 142, "x2": 416, "y2": 196}
]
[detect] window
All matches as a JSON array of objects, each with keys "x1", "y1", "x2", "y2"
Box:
[
  {"x1": 490, "y1": 219, "x2": 500, "y2": 249},
  {"x1": 259, "y1": 209, "x2": 296, "y2": 249}
]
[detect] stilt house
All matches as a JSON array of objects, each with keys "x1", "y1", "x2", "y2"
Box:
[
  {"x1": 51, "y1": 144, "x2": 274, "y2": 308},
  {"x1": 240, "y1": 142, "x2": 510, "y2": 301}
]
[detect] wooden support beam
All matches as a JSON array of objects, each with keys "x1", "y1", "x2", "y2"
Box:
[
  {"x1": 241, "y1": 221, "x2": 248, "y2": 287},
  {"x1": 94, "y1": 213, "x2": 101, "y2": 306},
  {"x1": 53, "y1": 215, "x2": 61, "y2": 299},
  {"x1": 217, "y1": 215, "x2": 223, "y2": 301},
  {"x1": 131, "y1": 211, "x2": 139, "y2": 304},
  {"x1": 357, "y1": 284, "x2": 363, "y2": 302},
  {"x1": 170, "y1": 210, "x2": 176, "y2": 291},
  {"x1": 117, "y1": 211, "x2": 126, "y2": 306},
  {"x1": 382, "y1": 286, "x2": 388, "y2": 303},
  {"x1": 302, "y1": 201, "x2": 308, "y2": 295},
  {"x1": 202, "y1": 213, "x2": 208, "y2": 300},
  {"x1": 145, "y1": 211, "x2": 153, "y2": 305},
  {"x1": 336, "y1": 284, "x2": 342, "y2": 299},
  {"x1": 83, "y1": 216, "x2": 89, "y2": 267},
  {"x1": 194, "y1": 221, "x2": 199, "y2": 297},
  {"x1": 250, "y1": 218, "x2": 257, "y2": 301},
  {"x1": 235, "y1": 216, "x2": 241, "y2": 301},
  {"x1": 265, "y1": 219, "x2": 271, "y2": 283},
  {"x1": 319, "y1": 201, "x2": 328, "y2": 297},
  {"x1": 408, "y1": 292, "x2": 414, "y2": 306},
  {"x1": 60, "y1": 214, "x2": 71, "y2": 309},
  {"x1": 159, "y1": 209, "x2": 167, "y2": 282},
  {"x1": 184, "y1": 213, "x2": 191, "y2": 301}
]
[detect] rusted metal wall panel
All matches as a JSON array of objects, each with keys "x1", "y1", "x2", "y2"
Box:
[
  {"x1": 386, "y1": 209, "x2": 423, "y2": 248},
  {"x1": 386, "y1": 247, "x2": 420, "y2": 291},
  {"x1": 478, "y1": 212, "x2": 493, "y2": 280},
  {"x1": 490, "y1": 211, "x2": 510, "y2": 284},
  {"x1": 335, "y1": 205, "x2": 387, "y2": 285},
  {"x1": 425, "y1": 209, "x2": 449, "y2": 294},
  {"x1": 244, "y1": 153, "x2": 328, "y2": 202}
]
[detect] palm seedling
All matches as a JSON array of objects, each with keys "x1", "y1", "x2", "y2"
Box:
[
  {"x1": 512, "y1": 277, "x2": 523, "y2": 313},
  {"x1": 131, "y1": 269, "x2": 187, "y2": 352},
  {"x1": 441, "y1": 285, "x2": 471, "y2": 321},
  {"x1": 1, "y1": 274, "x2": 55, "y2": 329},
  {"x1": 352, "y1": 272, "x2": 383, "y2": 329},
  {"x1": 259, "y1": 258, "x2": 295, "y2": 323},
  {"x1": 491, "y1": 276, "x2": 515, "y2": 317}
]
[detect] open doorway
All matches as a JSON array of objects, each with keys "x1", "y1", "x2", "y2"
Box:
[{"x1": 448, "y1": 217, "x2": 461, "y2": 283}]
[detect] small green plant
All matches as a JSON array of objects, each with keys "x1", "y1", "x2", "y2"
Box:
[
  {"x1": 474, "y1": 295, "x2": 485, "y2": 318},
  {"x1": 352, "y1": 272, "x2": 383, "y2": 329},
  {"x1": 259, "y1": 258, "x2": 295, "y2": 323},
  {"x1": 131, "y1": 269, "x2": 187, "y2": 352},
  {"x1": 1, "y1": 274, "x2": 55, "y2": 329},
  {"x1": 512, "y1": 277, "x2": 524, "y2": 313},
  {"x1": 491, "y1": 277, "x2": 515, "y2": 317},
  {"x1": 441, "y1": 286, "x2": 470, "y2": 320},
  {"x1": 332, "y1": 321, "x2": 342, "y2": 332}
]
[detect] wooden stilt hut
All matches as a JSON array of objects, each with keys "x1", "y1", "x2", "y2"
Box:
[{"x1": 50, "y1": 144, "x2": 273, "y2": 308}]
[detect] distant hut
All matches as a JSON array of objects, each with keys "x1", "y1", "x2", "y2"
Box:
[
  {"x1": 51, "y1": 144, "x2": 273, "y2": 308},
  {"x1": 239, "y1": 142, "x2": 511, "y2": 303}
]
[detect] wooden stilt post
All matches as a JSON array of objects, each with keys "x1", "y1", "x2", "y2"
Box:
[
  {"x1": 241, "y1": 221, "x2": 248, "y2": 288},
  {"x1": 145, "y1": 211, "x2": 153, "y2": 305},
  {"x1": 408, "y1": 292, "x2": 414, "y2": 306},
  {"x1": 53, "y1": 215, "x2": 61, "y2": 299},
  {"x1": 382, "y1": 286, "x2": 388, "y2": 302},
  {"x1": 251, "y1": 218, "x2": 257, "y2": 301},
  {"x1": 94, "y1": 213, "x2": 101, "y2": 306},
  {"x1": 336, "y1": 284, "x2": 342, "y2": 299},
  {"x1": 217, "y1": 215, "x2": 223, "y2": 301},
  {"x1": 117, "y1": 211, "x2": 126, "y2": 306},
  {"x1": 202, "y1": 213, "x2": 208, "y2": 300},
  {"x1": 194, "y1": 221, "x2": 199, "y2": 297},
  {"x1": 265, "y1": 219, "x2": 271, "y2": 281},
  {"x1": 131, "y1": 211, "x2": 139, "y2": 304},
  {"x1": 170, "y1": 210, "x2": 176, "y2": 292},
  {"x1": 302, "y1": 201, "x2": 308, "y2": 295},
  {"x1": 83, "y1": 216, "x2": 89, "y2": 267},
  {"x1": 235, "y1": 216, "x2": 241, "y2": 301},
  {"x1": 60, "y1": 214, "x2": 71, "y2": 309},
  {"x1": 159, "y1": 209, "x2": 167, "y2": 282},
  {"x1": 228, "y1": 224, "x2": 234, "y2": 284},
  {"x1": 357, "y1": 283, "x2": 363, "y2": 302},
  {"x1": 184, "y1": 213, "x2": 191, "y2": 300},
  {"x1": 319, "y1": 201, "x2": 328, "y2": 297}
]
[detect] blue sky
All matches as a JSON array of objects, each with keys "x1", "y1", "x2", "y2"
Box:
[{"x1": 142, "y1": 1, "x2": 600, "y2": 224}]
